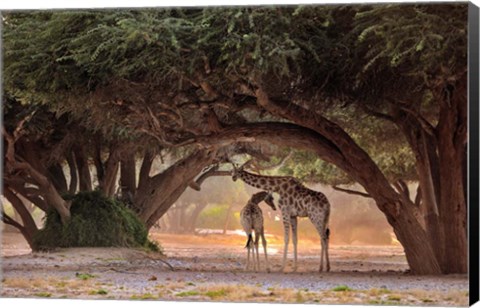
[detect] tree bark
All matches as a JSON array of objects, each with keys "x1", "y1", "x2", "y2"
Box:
[
  {"x1": 3, "y1": 187, "x2": 39, "y2": 249},
  {"x1": 99, "y1": 149, "x2": 120, "y2": 197},
  {"x1": 74, "y1": 146, "x2": 93, "y2": 191},
  {"x1": 138, "y1": 151, "x2": 154, "y2": 190},
  {"x1": 135, "y1": 149, "x2": 217, "y2": 229},
  {"x1": 93, "y1": 143, "x2": 105, "y2": 184},
  {"x1": 48, "y1": 163, "x2": 68, "y2": 194},
  {"x1": 8, "y1": 160, "x2": 71, "y2": 224},
  {"x1": 397, "y1": 116, "x2": 446, "y2": 268},
  {"x1": 120, "y1": 154, "x2": 137, "y2": 197},
  {"x1": 393, "y1": 76, "x2": 468, "y2": 274},
  {"x1": 66, "y1": 151, "x2": 78, "y2": 194},
  {"x1": 4, "y1": 178, "x2": 49, "y2": 212},
  {"x1": 435, "y1": 78, "x2": 468, "y2": 273}
]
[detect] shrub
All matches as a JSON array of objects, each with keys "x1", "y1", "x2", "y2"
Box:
[{"x1": 33, "y1": 191, "x2": 156, "y2": 250}]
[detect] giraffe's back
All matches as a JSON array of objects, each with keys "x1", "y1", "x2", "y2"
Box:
[
  {"x1": 280, "y1": 185, "x2": 330, "y2": 218},
  {"x1": 240, "y1": 203, "x2": 264, "y2": 232}
]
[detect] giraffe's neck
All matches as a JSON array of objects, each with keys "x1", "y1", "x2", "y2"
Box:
[{"x1": 239, "y1": 171, "x2": 290, "y2": 193}]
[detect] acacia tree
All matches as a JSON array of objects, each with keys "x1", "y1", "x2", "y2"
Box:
[
  {"x1": 342, "y1": 5, "x2": 468, "y2": 273},
  {"x1": 2, "y1": 4, "x2": 468, "y2": 273},
  {"x1": 2, "y1": 94, "x2": 226, "y2": 238}
]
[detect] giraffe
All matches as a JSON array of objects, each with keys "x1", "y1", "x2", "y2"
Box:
[
  {"x1": 240, "y1": 191, "x2": 276, "y2": 272},
  {"x1": 232, "y1": 165, "x2": 331, "y2": 272}
]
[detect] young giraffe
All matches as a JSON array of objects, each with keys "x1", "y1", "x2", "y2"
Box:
[
  {"x1": 233, "y1": 166, "x2": 331, "y2": 272},
  {"x1": 240, "y1": 191, "x2": 276, "y2": 272}
]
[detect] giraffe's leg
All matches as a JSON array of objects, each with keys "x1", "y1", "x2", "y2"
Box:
[
  {"x1": 281, "y1": 213, "x2": 290, "y2": 273},
  {"x1": 290, "y1": 216, "x2": 298, "y2": 272},
  {"x1": 320, "y1": 236, "x2": 324, "y2": 272},
  {"x1": 261, "y1": 228, "x2": 270, "y2": 273},
  {"x1": 320, "y1": 231, "x2": 330, "y2": 272},
  {"x1": 308, "y1": 214, "x2": 327, "y2": 272},
  {"x1": 245, "y1": 233, "x2": 252, "y2": 271},
  {"x1": 324, "y1": 228, "x2": 330, "y2": 272},
  {"x1": 254, "y1": 232, "x2": 260, "y2": 272}
]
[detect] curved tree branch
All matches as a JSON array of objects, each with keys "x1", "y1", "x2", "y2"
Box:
[
  {"x1": 1, "y1": 212, "x2": 25, "y2": 231},
  {"x1": 3, "y1": 179, "x2": 49, "y2": 212},
  {"x1": 360, "y1": 104, "x2": 397, "y2": 123},
  {"x1": 332, "y1": 185, "x2": 372, "y2": 198},
  {"x1": 3, "y1": 186, "x2": 39, "y2": 235},
  {"x1": 250, "y1": 150, "x2": 293, "y2": 173},
  {"x1": 188, "y1": 165, "x2": 232, "y2": 191},
  {"x1": 397, "y1": 104, "x2": 436, "y2": 136}
]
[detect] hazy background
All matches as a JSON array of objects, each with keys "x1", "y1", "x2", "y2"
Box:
[
  {"x1": 1, "y1": 168, "x2": 399, "y2": 247},
  {"x1": 155, "y1": 176, "x2": 398, "y2": 246}
]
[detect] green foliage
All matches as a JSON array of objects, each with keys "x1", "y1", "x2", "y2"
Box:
[
  {"x1": 353, "y1": 5, "x2": 466, "y2": 74},
  {"x1": 145, "y1": 239, "x2": 162, "y2": 253},
  {"x1": 196, "y1": 203, "x2": 240, "y2": 230},
  {"x1": 204, "y1": 288, "x2": 228, "y2": 299},
  {"x1": 332, "y1": 285, "x2": 352, "y2": 292},
  {"x1": 75, "y1": 273, "x2": 96, "y2": 280},
  {"x1": 347, "y1": 4, "x2": 467, "y2": 108},
  {"x1": 33, "y1": 191, "x2": 155, "y2": 250},
  {"x1": 280, "y1": 151, "x2": 351, "y2": 185},
  {"x1": 130, "y1": 293, "x2": 158, "y2": 300},
  {"x1": 89, "y1": 289, "x2": 108, "y2": 295},
  {"x1": 387, "y1": 295, "x2": 402, "y2": 301},
  {"x1": 2, "y1": 7, "x2": 330, "y2": 102},
  {"x1": 34, "y1": 292, "x2": 52, "y2": 298},
  {"x1": 176, "y1": 290, "x2": 200, "y2": 297}
]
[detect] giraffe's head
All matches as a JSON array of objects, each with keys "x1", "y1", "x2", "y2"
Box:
[
  {"x1": 251, "y1": 191, "x2": 277, "y2": 210},
  {"x1": 231, "y1": 159, "x2": 252, "y2": 181},
  {"x1": 264, "y1": 193, "x2": 276, "y2": 211},
  {"x1": 231, "y1": 163, "x2": 241, "y2": 181}
]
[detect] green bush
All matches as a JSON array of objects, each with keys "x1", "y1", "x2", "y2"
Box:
[{"x1": 33, "y1": 191, "x2": 157, "y2": 250}]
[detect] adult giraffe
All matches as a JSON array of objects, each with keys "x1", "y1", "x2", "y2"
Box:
[{"x1": 232, "y1": 164, "x2": 331, "y2": 272}]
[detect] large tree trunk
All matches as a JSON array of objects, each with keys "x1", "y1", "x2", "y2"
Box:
[
  {"x1": 394, "y1": 77, "x2": 468, "y2": 274},
  {"x1": 120, "y1": 154, "x2": 137, "y2": 197},
  {"x1": 99, "y1": 156, "x2": 119, "y2": 197},
  {"x1": 66, "y1": 151, "x2": 78, "y2": 194},
  {"x1": 397, "y1": 114, "x2": 446, "y2": 269},
  {"x1": 135, "y1": 149, "x2": 217, "y2": 229},
  {"x1": 435, "y1": 78, "x2": 468, "y2": 273},
  {"x1": 48, "y1": 163, "x2": 69, "y2": 194},
  {"x1": 3, "y1": 187, "x2": 39, "y2": 250},
  {"x1": 74, "y1": 146, "x2": 93, "y2": 191}
]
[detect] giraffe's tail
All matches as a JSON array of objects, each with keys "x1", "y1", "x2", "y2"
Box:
[
  {"x1": 326, "y1": 228, "x2": 330, "y2": 240},
  {"x1": 245, "y1": 233, "x2": 253, "y2": 248}
]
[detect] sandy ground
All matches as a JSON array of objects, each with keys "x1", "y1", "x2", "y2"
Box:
[{"x1": 0, "y1": 231, "x2": 469, "y2": 306}]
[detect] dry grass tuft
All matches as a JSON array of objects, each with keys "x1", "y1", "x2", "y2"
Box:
[
  {"x1": 198, "y1": 284, "x2": 265, "y2": 301},
  {"x1": 130, "y1": 292, "x2": 157, "y2": 300}
]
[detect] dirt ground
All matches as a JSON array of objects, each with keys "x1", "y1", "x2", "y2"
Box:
[{"x1": 0, "y1": 231, "x2": 469, "y2": 306}]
